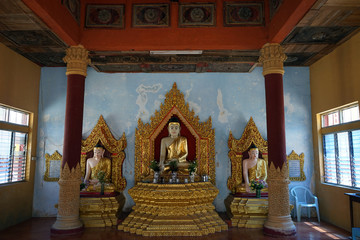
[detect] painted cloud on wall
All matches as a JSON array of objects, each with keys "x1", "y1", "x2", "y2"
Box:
[
  {"x1": 136, "y1": 83, "x2": 162, "y2": 120},
  {"x1": 217, "y1": 89, "x2": 231, "y2": 123},
  {"x1": 184, "y1": 84, "x2": 201, "y2": 114},
  {"x1": 284, "y1": 92, "x2": 295, "y2": 115}
]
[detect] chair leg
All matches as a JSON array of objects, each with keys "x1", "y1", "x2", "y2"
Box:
[
  {"x1": 307, "y1": 208, "x2": 311, "y2": 218},
  {"x1": 297, "y1": 206, "x2": 301, "y2": 222},
  {"x1": 293, "y1": 207, "x2": 297, "y2": 218},
  {"x1": 316, "y1": 207, "x2": 320, "y2": 222}
]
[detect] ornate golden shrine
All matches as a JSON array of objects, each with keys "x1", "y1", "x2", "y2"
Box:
[
  {"x1": 227, "y1": 117, "x2": 268, "y2": 193},
  {"x1": 80, "y1": 115, "x2": 127, "y2": 192},
  {"x1": 135, "y1": 82, "x2": 215, "y2": 184},
  {"x1": 119, "y1": 83, "x2": 226, "y2": 236},
  {"x1": 225, "y1": 117, "x2": 269, "y2": 229}
]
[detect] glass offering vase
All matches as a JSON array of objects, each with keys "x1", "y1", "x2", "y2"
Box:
[{"x1": 256, "y1": 188, "x2": 261, "y2": 198}]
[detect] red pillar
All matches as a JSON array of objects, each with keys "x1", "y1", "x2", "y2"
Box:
[
  {"x1": 51, "y1": 45, "x2": 90, "y2": 235},
  {"x1": 264, "y1": 73, "x2": 287, "y2": 169},
  {"x1": 62, "y1": 75, "x2": 85, "y2": 169},
  {"x1": 259, "y1": 43, "x2": 296, "y2": 237}
]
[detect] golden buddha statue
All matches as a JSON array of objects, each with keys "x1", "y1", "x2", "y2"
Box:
[
  {"x1": 240, "y1": 143, "x2": 267, "y2": 193},
  {"x1": 83, "y1": 144, "x2": 115, "y2": 192},
  {"x1": 159, "y1": 116, "x2": 189, "y2": 175}
]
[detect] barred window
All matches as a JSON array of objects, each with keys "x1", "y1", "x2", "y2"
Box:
[
  {"x1": 0, "y1": 106, "x2": 29, "y2": 184},
  {"x1": 321, "y1": 103, "x2": 360, "y2": 189}
]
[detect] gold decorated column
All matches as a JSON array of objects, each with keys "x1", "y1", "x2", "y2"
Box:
[
  {"x1": 259, "y1": 43, "x2": 296, "y2": 237},
  {"x1": 51, "y1": 45, "x2": 90, "y2": 235}
]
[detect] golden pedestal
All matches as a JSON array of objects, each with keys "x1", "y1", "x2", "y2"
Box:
[
  {"x1": 226, "y1": 195, "x2": 268, "y2": 229},
  {"x1": 118, "y1": 182, "x2": 228, "y2": 236},
  {"x1": 80, "y1": 193, "x2": 120, "y2": 228}
]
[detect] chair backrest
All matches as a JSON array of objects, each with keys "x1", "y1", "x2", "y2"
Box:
[{"x1": 290, "y1": 186, "x2": 315, "y2": 204}]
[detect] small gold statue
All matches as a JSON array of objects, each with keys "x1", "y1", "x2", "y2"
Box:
[
  {"x1": 240, "y1": 143, "x2": 267, "y2": 193},
  {"x1": 83, "y1": 144, "x2": 115, "y2": 192},
  {"x1": 159, "y1": 116, "x2": 189, "y2": 175}
]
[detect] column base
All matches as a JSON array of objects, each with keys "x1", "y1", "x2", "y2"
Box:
[
  {"x1": 263, "y1": 215, "x2": 296, "y2": 237},
  {"x1": 51, "y1": 215, "x2": 83, "y2": 236},
  {"x1": 50, "y1": 226, "x2": 83, "y2": 236}
]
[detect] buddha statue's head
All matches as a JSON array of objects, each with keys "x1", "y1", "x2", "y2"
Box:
[
  {"x1": 168, "y1": 116, "x2": 181, "y2": 138},
  {"x1": 248, "y1": 143, "x2": 259, "y2": 159},
  {"x1": 93, "y1": 143, "x2": 105, "y2": 160}
]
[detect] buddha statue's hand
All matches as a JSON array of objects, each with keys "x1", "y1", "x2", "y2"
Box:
[
  {"x1": 89, "y1": 179, "x2": 99, "y2": 185},
  {"x1": 245, "y1": 184, "x2": 251, "y2": 193},
  {"x1": 159, "y1": 161, "x2": 164, "y2": 174}
]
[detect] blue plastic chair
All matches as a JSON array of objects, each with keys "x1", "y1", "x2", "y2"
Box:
[{"x1": 290, "y1": 186, "x2": 320, "y2": 222}]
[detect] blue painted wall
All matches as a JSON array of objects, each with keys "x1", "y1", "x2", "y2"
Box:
[{"x1": 33, "y1": 66, "x2": 313, "y2": 216}]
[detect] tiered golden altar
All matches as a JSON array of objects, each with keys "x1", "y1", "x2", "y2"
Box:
[
  {"x1": 118, "y1": 182, "x2": 228, "y2": 236},
  {"x1": 80, "y1": 192, "x2": 121, "y2": 228},
  {"x1": 226, "y1": 195, "x2": 268, "y2": 228}
]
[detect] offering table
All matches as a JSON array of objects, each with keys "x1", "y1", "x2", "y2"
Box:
[
  {"x1": 118, "y1": 182, "x2": 228, "y2": 236},
  {"x1": 80, "y1": 192, "x2": 121, "y2": 228},
  {"x1": 226, "y1": 194, "x2": 268, "y2": 229}
]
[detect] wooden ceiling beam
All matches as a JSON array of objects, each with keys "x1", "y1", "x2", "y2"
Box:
[
  {"x1": 268, "y1": 0, "x2": 317, "y2": 43},
  {"x1": 22, "y1": 0, "x2": 80, "y2": 46}
]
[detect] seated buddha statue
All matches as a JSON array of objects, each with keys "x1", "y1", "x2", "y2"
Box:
[
  {"x1": 159, "y1": 116, "x2": 189, "y2": 175},
  {"x1": 83, "y1": 144, "x2": 115, "y2": 192},
  {"x1": 240, "y1": 143, "x2": 268, "y2": 193}
]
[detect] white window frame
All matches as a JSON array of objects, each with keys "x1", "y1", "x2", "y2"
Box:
[
  {"x1": 318, "y1": 102, "x2": 360, "y2": 189},
  {"x1": 0, "y1": 105, "x2": 31, "y2": 185}
]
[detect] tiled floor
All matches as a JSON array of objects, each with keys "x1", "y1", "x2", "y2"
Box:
[{"x1": 0, "y1": 217, "x2": 350, "y2": 240}]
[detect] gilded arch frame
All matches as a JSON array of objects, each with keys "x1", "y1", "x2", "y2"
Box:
[
  {"x1": 80, "y1": 115, "x2": 127, "y2": 191},
  {"x1": 44, "y1": 151, "x2": 62, "y2": 182},
  {"x1": 287, "y1": 150, "x2": 306, "y2": 181},
  {"x1": 227, "y1": 117, "x2": 268, "y2": 193}
]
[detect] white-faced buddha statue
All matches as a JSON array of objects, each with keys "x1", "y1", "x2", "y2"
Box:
[
  {"x1": 241, "y1": 143, "x2": 268, "y2": 193},
  {"x1": 83, "y1": 144, "x2": 115, "y2": 192}
]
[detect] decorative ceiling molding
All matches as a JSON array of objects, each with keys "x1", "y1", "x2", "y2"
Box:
[
  {"x1": 85, "y1": 4, "x2": 125, "y2": 28},
  {"x1": 0, "y1": 0, "x2": 359, "y2": 71},
  {"x1": 179, "y1": 3, "x2": 216, "y2": 27}
]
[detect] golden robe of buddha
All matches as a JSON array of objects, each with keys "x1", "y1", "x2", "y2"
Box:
[
  {"x1": 160, "y1": 117, "x2": 189, "y2": 174},
  {"x1": 89, "y1": 157, "x2": 111, "y2": 180},
  {"x1": 83, "y1": 145, "x2": 115, "y2": 192},
  {"x1": 239, "y1": 144, "x2": 268, "y2": 193}
]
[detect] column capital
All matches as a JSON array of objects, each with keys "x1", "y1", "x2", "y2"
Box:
[
  {"x1": 63, "y1": 45, "x2": 90, "y2": 77},
  {"x1": 259, "y1": 43, "x2": 287, "y2": 76}
]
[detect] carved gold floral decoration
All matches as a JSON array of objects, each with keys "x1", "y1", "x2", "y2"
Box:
[
  {"x1": 259, "y1": 43, "x2": 287, "y2": 76},
  {"x1": 63, "y1": 45, "x2": 91, "y2": 76},
  {"x1": 267, "y1": 162, "x2": 291, "y2": 216},
  {"x1": 57, "y1": 162, "x2": 82, "y2": 217}
]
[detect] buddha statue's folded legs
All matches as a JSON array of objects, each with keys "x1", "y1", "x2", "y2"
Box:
[{"x1": 162, "y1": 159, "x2": 190, "y2": 175}]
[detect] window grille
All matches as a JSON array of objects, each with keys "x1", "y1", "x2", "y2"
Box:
[
  {"x1": 0, "y1": 106, "x2": 29, "y2": 184},
  {"x1": 321, "y1": 104, "x2": 360, "y2": 189}
]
